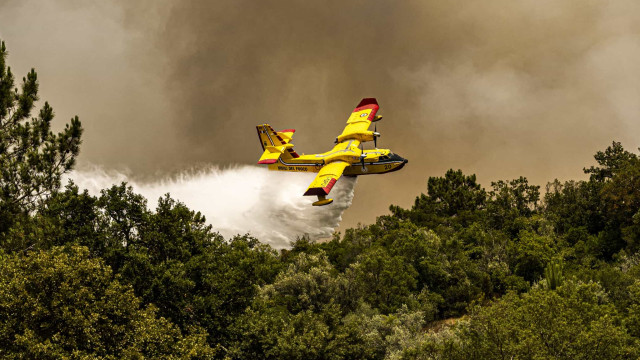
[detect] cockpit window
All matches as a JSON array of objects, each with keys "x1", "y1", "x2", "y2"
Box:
[{"x1": 380, "y1": 155, "x2": 389, "y2": 161}]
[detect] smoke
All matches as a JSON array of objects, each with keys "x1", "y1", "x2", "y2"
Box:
[
  {"x1": 126, "y1": 0, "x2": 640, "y2": 225},
  {"x1": 68, "y1": 166, "x2": 357, "y2": 249},
  {"x1": 2, "y1": 0, "x2": 640, "y2": 228}
]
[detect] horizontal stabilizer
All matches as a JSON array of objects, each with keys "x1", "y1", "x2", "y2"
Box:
[
  {"x1": 277, "y1": 129, "x2": 295, "y2": 143},
  {"x1": 257, "y1": 151, "x2": 280, "y2": 164},
  {"x1": 265, "y1": 143, "x2": 294, "y2": 154},
  {"x1": 258, "y1": 143, "x2": 294, "y2": 164}
]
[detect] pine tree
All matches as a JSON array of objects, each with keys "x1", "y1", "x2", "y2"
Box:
[{"x1": 0, "y1": 40, "x2": 82, "y2": 235}]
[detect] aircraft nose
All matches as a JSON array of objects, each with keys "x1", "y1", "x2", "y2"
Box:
[{"x1": 391, "y1": 153, "x2": 407, "y2": 163}]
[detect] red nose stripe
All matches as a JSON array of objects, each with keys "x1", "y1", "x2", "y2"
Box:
[{"x1": 258, "y1": 159, "x2": 277, "y2": 164}]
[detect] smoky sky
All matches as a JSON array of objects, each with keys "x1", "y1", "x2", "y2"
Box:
[{"x1": 1, "y1": 0, "x2": 640, "y2": 228}]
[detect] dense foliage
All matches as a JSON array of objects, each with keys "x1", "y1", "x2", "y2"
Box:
[{"x1": 3, "y1": 39, "x2": 640, "y2": 359}]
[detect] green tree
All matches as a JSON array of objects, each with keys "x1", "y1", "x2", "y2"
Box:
[
  {"x1": 102, "y1": 190, "x2": 282, "y2": 349},
  {"x1": 323, "y1": 217, "x2": 488, "y2": 318},
  {"x1": 0, "y1": 246, "x2": 213, "y2": 359},
  {"x1": 19, "y1": 183, "x2": 283, "y2": 351},
  {"x1": 600, "y1": 155, "x2": 640, "y2": 253},
  {"x1": 392, "y1": 169, "x2": 486, "y2": 229},
  {"x1": 544, "y1": 179, "x2": 605, "y2": 236},
  {"x1": 456, "y1": 281, "x2": 636, "y2": 359},
  {"x1": 426, "y1": 169, "x2": 487, "y2": 217},
  {"x1": 624, "y1": 280, "x2": 640, "y2": 338},
  {"x1": 230, "y1": 253, "x2": 359, "y2": 359},
  {"x1": 508, "y1": 228, "x2": 556, "y2": 282},
  {"x1": 487, "y1": 177, "x2": 540, "y2": 233},
  {"x1": 456, "y1": 222, "x2": 527, "y2": 296},
  {"x1": 0, "y1": 40, "x2": 82, "y2": 238},
  {"x1": 34, "y1": 182, "x2": 102, "y2": 250},
  {"x1": 322, "y1": 225, "x2": 377, "y2": 272},
  {"x1": 342, "y1": 304, "x2": 429, "y2": 360},
  {"x1": 349, "y1": 248, "x2": 418, "y2": 314},
  {"x1": 584, "y1": 141, "x2": 638, "y2": 182}
]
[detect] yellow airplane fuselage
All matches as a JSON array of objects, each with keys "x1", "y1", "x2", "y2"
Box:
[{"x1": 266, "y1": 147, "x2": 407, "y2": 177}]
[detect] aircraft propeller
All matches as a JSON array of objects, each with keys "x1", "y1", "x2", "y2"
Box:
[{"x1": 373, "y1": 123, "x2": 378, "y2": 148}]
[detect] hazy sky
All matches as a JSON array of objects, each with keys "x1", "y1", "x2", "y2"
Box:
[{"x1": 1, "y1": 0, "x2": 640, "y2": 229}]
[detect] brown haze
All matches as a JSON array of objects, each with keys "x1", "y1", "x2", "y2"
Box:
[{"x1": 1, "y1": 0, "x2": 640, "y2": 229}]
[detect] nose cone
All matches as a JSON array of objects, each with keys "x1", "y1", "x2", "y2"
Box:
[
  {"x1": 391, "y1": 153, "x2": 408, "y2": 163},
  {"x1": 386, "y1": 153, "x2": 407, "y2": 173}
]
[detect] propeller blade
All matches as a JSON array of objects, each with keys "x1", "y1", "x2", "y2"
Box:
[{"x1": 374, "y1": 123, "x2": 378, "y2": 148}]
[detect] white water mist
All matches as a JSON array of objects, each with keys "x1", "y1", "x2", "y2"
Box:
[{"x1": 68, "y1": 165, "x2": 356, "y2": 249}]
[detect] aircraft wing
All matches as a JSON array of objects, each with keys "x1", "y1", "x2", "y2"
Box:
[
  {"x1": 337, "y1": 98, "x2": 379, "y2": 141},
  {"x1": 303, "y1": 161, "x2": 350, "y2": 196}
]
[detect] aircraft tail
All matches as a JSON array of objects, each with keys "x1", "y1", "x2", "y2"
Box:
[{"x1": 256, "y1": 124, "x2": 299, "y2": 164}]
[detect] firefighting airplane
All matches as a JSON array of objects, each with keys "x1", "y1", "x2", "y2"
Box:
[{"x1": 256, "y1": 98, "x2": 408, "y2": 206}]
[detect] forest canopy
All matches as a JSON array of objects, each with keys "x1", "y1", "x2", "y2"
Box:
[{"x1": 2, "y1": 39, "x2": 640, "y2": 359}]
